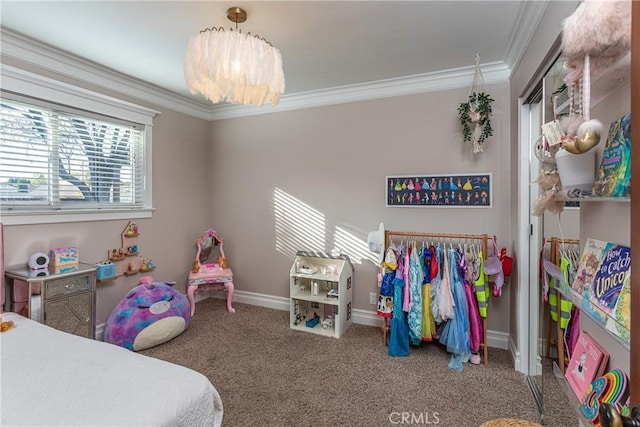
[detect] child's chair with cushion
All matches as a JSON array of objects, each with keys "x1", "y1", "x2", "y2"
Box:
[{"x1": 186, "y1": 228, "x2": 235, "y2": 316}]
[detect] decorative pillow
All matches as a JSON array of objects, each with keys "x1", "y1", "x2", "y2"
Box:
[{"x1": 104, "y1": 280, "x2": 190, "y2": 351}]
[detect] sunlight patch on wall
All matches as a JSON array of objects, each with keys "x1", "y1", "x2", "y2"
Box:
[
  {"x1": 274, "y1": 187, "x2": 325, "y2": 258},
  {"x1": 332, "y1": 226, "x2": 378, "y2": 265}
]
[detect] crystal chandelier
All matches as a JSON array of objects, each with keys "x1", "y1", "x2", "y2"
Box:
[{"x1": 184, "y1": 7, "x2": 285, "y2": 107}]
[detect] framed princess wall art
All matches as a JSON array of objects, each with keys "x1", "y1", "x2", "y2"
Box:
[{"x1": 386, "y1": 173, "x2": 492, "y2": 208}]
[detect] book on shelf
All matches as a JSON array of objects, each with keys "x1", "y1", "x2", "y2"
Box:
[
  {"x1": 571, "y1": 238, "x2": 631, "y2": 336},
  {"x1": 565, "y1": 330, "x2": 609, "y2": 401},
  {"x1": 606, "y1": 272, "x2": 631, "y2": 342},
  {"x1": 592, "y1": 113, "x2": 631, "y2": 198}
]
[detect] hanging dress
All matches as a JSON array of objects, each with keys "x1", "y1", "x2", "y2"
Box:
[
  {"x1": 438, "y1": 248, "x2": 455, "y2": 322},
  {"x1": 438, "y1": 248, "x2": 471, "y2": 371},
  {"x1": 377, "y1": 244, "x2": 398, "y2": 318},
  {"x1": 388, "y1": 260, "x2": 409, "y2": 357},
  {"x1": 464, "y1": 279, "x2": 482, "y2": 354},
  {"x1": 460, "y1": 253, "x2": 482, "y2": 354},
  {"x1": 421, "y1": 248, "x2": 437, "y2": 341},
  {"x1": 430, "y1": 246, "x2": 443, "y2": 325},
  {"x1": 408, "y1": 244, "x2": 423, "y2": 346}
]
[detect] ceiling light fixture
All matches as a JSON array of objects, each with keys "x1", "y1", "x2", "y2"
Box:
[{"x1": 184, "y1": 7, "x2": 285, "y2": 107}]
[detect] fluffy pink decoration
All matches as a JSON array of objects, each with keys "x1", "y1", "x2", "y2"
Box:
[
  {"x1": 559, "y1": 115, "x2": 585, "y2": 137},
  {"x1": 562, "y1": 0, "x2": 630, "y2": 60},
  {"x1": 562, "y1": 0, "x2": 630, "y2": 83}
]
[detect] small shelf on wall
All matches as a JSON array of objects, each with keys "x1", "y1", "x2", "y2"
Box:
[
  {"x1": 555, "y1": 284, "x2": 630, "y2": 351},
  {"x1": 554, "y1": 190, "x2": 630, "y2": 203},
  {"x1": 102, "y1": 221, "x2": 157, "y2": 280}
]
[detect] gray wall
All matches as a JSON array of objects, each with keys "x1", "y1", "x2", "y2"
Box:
[
  {"x1": 208, "y1": 83, "x2": 514, "y2": 333},
  {"x1": 1, "y1": 57, "x2": 213, "y2": 323}
]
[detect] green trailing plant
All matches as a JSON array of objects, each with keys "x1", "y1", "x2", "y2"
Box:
[{"x1": 457, "y1": 92, "x2": 495, "y2": 148}]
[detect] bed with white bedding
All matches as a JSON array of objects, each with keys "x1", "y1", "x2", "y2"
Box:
[{"x1": 0, "y1": 312, "x2": 223, "y2": 426}]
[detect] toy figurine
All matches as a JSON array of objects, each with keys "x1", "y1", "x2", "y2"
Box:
[{"x1": 192, "y1": 259, "x2": 200, "y2": 273}]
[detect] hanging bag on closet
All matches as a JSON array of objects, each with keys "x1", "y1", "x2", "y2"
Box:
[
  {"x1": 499, "y1": 247, "x2": 513, "y2": 277},
  {"x1": 483, "y1": 236, "x2": 502, "y2": 275},
  {"x1": 484, "y1": 236, "x2": 505, "y2": 297}
]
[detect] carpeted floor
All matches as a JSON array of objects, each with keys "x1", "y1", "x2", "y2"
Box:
[{"x1": 141, "y1": 298, "x2": 576, "y2": 427}]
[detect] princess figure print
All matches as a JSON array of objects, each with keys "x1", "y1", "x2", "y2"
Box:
[{"x1": 572, "y1": 352, "x2": 588, "y2": 381}]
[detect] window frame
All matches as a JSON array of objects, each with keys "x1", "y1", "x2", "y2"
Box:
[{"x1": 0, "y1": 65, "x2": 158, "y2": 225}]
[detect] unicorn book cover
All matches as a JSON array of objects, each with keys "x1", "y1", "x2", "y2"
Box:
[{"x1": 571, "y1": 238, "x2": 630, "y2": 326}]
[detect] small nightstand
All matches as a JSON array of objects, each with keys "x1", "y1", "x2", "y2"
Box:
[{"x1": 5, "y1": 262, "x2": 97, "y2": 339}]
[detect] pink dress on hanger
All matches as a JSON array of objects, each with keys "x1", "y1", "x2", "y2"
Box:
[{"x1": 403, "y1": 246, "x2": 411, "y2": 312}]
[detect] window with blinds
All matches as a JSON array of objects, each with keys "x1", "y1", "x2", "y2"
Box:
[{"x1": 1, "y1": 96, "x2": 146, "y2": 212}]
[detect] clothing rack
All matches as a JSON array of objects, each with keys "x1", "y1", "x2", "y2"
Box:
[
  {"x1": 546, "y1": 237, "x2": 580, "y2": 374},
  {"x1": 381, "y1": 229, "x2": 490, "y2": 366}
]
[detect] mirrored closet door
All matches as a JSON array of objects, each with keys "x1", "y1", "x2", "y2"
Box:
[
  {"x1": 526, "y1": 53, "x2": 580, "y2": 426},
  {"x1": 540, "y1": 55, "x2": 580, "y2": 426}
]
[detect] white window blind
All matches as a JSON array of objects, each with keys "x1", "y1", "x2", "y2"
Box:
[{"x1": 1, "y1": 94, "x2": 147, "y2": 214}]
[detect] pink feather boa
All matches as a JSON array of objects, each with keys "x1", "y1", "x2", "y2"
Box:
[{"x1": 562, "y1": 0, "x2": 631, "y2": 84}]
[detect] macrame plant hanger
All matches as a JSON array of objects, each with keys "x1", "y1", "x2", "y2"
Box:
[{"x1": 469, "y1": 54, "x2": 488, "y2": 154}]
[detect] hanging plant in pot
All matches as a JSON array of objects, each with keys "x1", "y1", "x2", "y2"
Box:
[{"x1": 457, "y1": 91, "x2": 494, "y2": 153}]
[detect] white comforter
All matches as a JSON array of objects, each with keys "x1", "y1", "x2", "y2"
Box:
[{"x1": 0, "y1": 312, "x2": 223, "y2": 426}]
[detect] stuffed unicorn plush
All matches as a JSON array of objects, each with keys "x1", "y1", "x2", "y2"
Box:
[{"x1": 104, "y1": 276, "x2": 190, "y2": 351}]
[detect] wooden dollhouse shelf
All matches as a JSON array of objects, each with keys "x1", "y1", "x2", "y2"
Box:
[{"x1": 289, "y1": 251, "x2": 353, "y2": 339}]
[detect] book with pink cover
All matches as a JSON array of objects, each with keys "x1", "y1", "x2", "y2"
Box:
[{"x1": 565, "y1": 331, "x2": 609, "y2": 400}]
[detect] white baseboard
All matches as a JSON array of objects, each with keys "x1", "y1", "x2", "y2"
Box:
[
  {"x1": 510, "y1": 334, "x2": 522, "y2": 372},
  {"x1": 199, "y1": 290, "x2": 510, "y2": 349}
]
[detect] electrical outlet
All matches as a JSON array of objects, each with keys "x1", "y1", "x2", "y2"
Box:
[{"x1": 369, "y1": 292, "x2": 377, "y2": 305}]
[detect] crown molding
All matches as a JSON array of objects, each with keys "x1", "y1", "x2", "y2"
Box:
[
  {"x1": 207, "y1": 62, "x2": 511, "y2": 120},
  {"x1": 503, "y1": 0, "x2": 550, "y2": 76},
  {"x1": 0, "y1": 28, "x2": 212, "y2": 120},
  {"x1": 2, "y1": 27, "x2": 513, "y2": 122}
]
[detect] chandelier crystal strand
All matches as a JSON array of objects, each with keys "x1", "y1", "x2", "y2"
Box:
[{"x1": 184, "y1": 8, "x2": 285, "y2": 107}]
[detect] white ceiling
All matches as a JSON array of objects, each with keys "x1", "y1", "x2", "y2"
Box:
[{"x1": 0, "y1": 1, "x2": 546, "y2": 111}]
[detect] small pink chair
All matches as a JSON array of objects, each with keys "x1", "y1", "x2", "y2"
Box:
[{"x1": 186, "y1": 229, "x2": 235, "y2": 316}]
